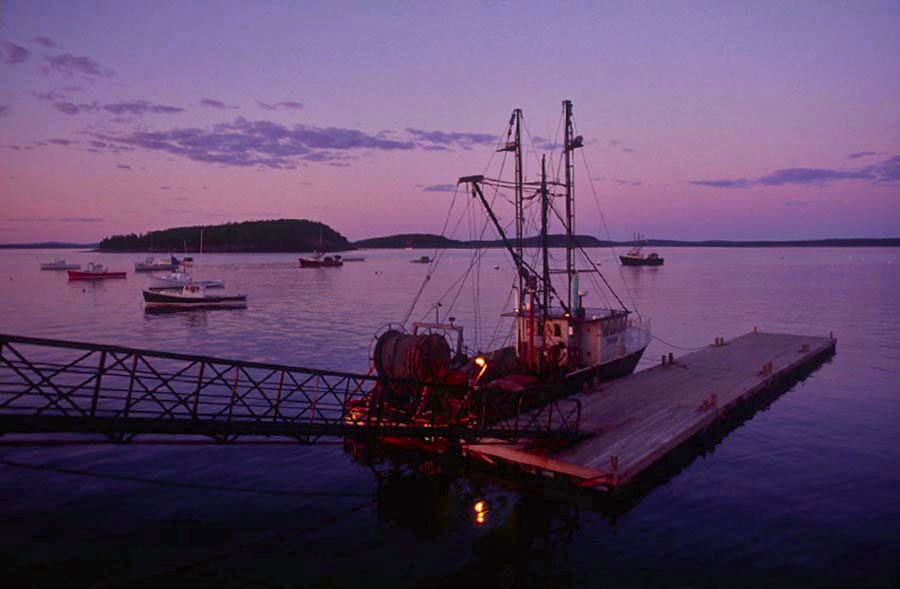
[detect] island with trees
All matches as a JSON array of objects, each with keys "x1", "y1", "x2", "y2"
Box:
[
  {"x1": 90, "y1": 219, "x2": 900, "y2": 253},
  {"x1": 98, "y1": 219, "x2": 352, "y2": 253}
]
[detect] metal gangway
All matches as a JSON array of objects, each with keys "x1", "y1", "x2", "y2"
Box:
[{"x1": 0, "y1": 334, "x2": 581, "y2": 445}]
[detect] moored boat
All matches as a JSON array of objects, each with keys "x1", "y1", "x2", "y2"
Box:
[
  {"x1": 410, "y1": 255, "x2": 431, "y2": 264},
  {"x1": 67, "y1": 262, "x2": 127, "y2": 280},
  {"x1": 619, "y1": 234, "x2": 664, "y2": 266},
  {"x1": 299, "y1": 254, "x2": 343, "y2": 267},
  {"x1": 146, "y1": 271, "x2": 224, "y2": 290},
  {"x1": 346, "y1": 101, "x2": 652, "y2": 436},
  {"x1": 134, "y1": 256, "x2": 178, "y2": 272},
  {"x1": 143, "y1": 283, "x2": 246, "y2": 312},
  {"x1": 41, "y1": 260, "x2": 80, "y2": 270}
]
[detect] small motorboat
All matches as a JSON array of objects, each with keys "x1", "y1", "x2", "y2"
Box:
[
  {"x1": 411, "y1": 255, "x2": 431, "y2": 264},
  {"x1": 146, "y1": 271, "x2": 224, "y2": 290},
  {"x1": 342, "y1": 256, "x2": 366, "y2": 262},
  {"x1": 143, "y1": 283, "x2": 246, "y2": 312},
  {"x1": 67, "y1": 262, "x2": 127, "y2": 280},
  {"x1": 41, "y1": 260, "x2": 80, "y2": 270},
  {"x1": 135, "y1": 256, "x2": 178, "y2": 272},
  {"x1": 299, "y1": 254, "x2": 343, "y2": 267}
]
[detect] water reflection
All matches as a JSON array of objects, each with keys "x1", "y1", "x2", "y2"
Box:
[{"x1": 372, "y1": 464, "x2": 580, "y2": 589}]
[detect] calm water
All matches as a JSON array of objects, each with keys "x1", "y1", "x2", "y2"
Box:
[{"x1": 0, "y1": 247, "x2": 898, "y2": 587}]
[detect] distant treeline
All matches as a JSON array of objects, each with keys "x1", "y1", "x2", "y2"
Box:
[
  {"x1": 352, "y1": 234, "x2": 900, "y2": 249},
  {"x1": 353, "y1": 233, "x2": 617, "y2": 249},
  {"x1": 98, "y1": 219, "x2": 352, "y2": 252},
  {"x1": 28, "y1": 220, "x2": 899, "y2": 252}
]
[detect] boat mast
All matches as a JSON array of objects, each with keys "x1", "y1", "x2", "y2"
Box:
[
  {"x1": 540, "y1": 155, "x2": 550, "y2": 315},
  {"x1": 563, "y1": 99, "x2": 575, "y2": 309},
  {"x1": 498, "y1": 109, "x2": 525, "y2": 306},
  {"x1": 514, "y1": 109, "x2": 524, "y2": 300}
]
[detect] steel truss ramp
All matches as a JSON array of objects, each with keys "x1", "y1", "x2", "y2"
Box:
[{"x1": 0, "y1": 334, "x2": 580, "y2": 445}]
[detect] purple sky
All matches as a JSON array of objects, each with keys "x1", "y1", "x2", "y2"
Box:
[{"x1": 1, "y1": 1, "x2": 898, "y2": 243}]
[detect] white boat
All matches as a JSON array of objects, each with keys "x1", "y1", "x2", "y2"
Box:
[
  {"x1": 143, "y1": 283, "x2": 246, "y2": 312},
  {"x1": 147, "y1": 271, "x2": 224, "y2": 290},
  {"x1": 134, "y1": 256, "x2": 178, "y2": 272},
  {"x1": 196, "y1": 278, "x2": 224, "y2": 288},
  {"x1": 41, "y1": 260, "x2": 80, "y2": 270}
]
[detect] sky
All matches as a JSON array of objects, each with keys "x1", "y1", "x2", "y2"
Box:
[{"x1": 1, "y1": 0, "x2": 898, "y2": 243}]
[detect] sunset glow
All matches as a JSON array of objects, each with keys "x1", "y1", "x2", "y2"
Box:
[{"x1": 1, "y1": 1, "x2": 898, "y2": 244}]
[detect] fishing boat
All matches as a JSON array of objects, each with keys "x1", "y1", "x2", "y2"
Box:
[
  {"x1": 40, "y1": 260, "x2": 80, "y2": 270},
  {"x1": 347, "y1": 101, "x2": 651, "y2": 433},
  {"x1": 67, "y1": 262, "x2": 127, "y2": 280},
  {"x1": 410, "y1": 255, "x2": 431, "y2": 264},
  {"x1": 619, "y1": 234, "x2": 664, "y2": 266},
  {"x1": 299, "y1": 229, "x2": 343, "y2": 267},
  {"x1": 299, "y1": 253, "x2": 343, "y2": 267},
  {"x1": 143, "y1": 283, "x2": 246, "y2": 312},
  {"x1": 134, "y1": 256, "x2": 178, "y2": 272}
]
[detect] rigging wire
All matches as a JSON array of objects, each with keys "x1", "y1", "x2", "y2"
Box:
[
  {"x1": 401, "y1": 116, "x2": 514, "y2": 328},
  {"x1": 572, "y1": 119, "x2": 644, "y2": 322},
  {"x1": 545, "y1": 195, "x2": 624, "y2": 311},
  {"x1": 400, "y1": 183, "x2": 462, "y2": 326},
  {"x1": 649, "y1": 333, "x2": 708, "y2": 352}
]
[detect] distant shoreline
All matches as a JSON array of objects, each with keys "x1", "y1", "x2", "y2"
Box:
[{"x1": 3, "y1": 237, "x2": 899, "y2": 251}]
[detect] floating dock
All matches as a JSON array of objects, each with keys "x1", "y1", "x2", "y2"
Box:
[{"x1": 465, "y1": 331, "x2": 836, "y2": 489}]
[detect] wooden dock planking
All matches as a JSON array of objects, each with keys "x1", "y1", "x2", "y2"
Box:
[{"x1": 466, "y1": 331, "x2": 836, "y2": 489}]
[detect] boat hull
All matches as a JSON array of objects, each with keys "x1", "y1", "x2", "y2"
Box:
[
  {"x1": 142, "y1": 289, "x2": 246, "y2": 312},
  {"x1": 556, "y1": 344, "x2": 648, "y2": 392},
  {"x1": 594, "y1": 345, "x2": 646, "y2": 381},
  {"x1": 299, "y1": 257, "x2": 343, "y2": 267},
  {"x1": 67, "y1": 270, "x2": 127, "y2": 280},
  {"x1": 620, "y1": 255, "x2": 664, "y2": 266}
]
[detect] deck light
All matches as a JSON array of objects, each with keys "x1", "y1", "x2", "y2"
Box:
[
  {"x1": 474, "y1": 356, "x2": 488, "y2": 383},
  {"x1": 474, "y1": 500, "x2": 489, "y2": 525}
]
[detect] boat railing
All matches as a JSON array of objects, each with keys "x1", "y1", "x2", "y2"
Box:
[{"x1": 500, "y1": 396, "x2": 582, "y2": 442}]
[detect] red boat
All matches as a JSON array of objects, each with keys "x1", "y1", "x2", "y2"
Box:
[
  {"x1": 67, "y1": 263, "x2": 127, "y2": 280},
  {"x1": 299, "y1": 254, "x2": 343, "y2": 268}
]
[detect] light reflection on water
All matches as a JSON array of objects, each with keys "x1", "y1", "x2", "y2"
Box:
[{"x1": 0, "y1": 247, "x2": 898, "y2": 587}]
